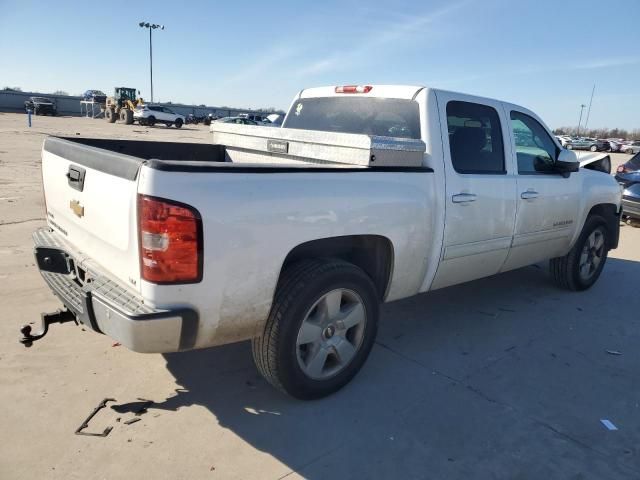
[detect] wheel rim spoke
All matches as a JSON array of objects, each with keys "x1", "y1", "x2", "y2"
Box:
[
  {"x1": 305, "y1": 346, "x2": 329, "y2": 378},
  {"x1": 334, "y1": 338, "x2": 356, "y2": 364},
  {"x1": 580, "y1": 261, "x2": 591, "y2": 277},
  {"x1": 593, "y1": 232, "x2": 604, "y2": 251},
  {"x1": 297, "y1": 321, "x2": 323, "y2": 345},
  {"x1": 338, "y1": 302, "x2": 365, "y2": 330},
  {"x1": 319, "y1": 290, "x2": 343, "y2": 321},
  {"x1": 579, "y1": 251, "x2": 589, "y2": 268}
]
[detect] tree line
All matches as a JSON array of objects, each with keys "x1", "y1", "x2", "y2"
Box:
[{"x1": 553, "y1": 126, "x2": 640, "y2": 140}]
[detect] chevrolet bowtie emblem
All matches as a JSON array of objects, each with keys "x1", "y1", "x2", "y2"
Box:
[{"x1": 70, "y1": 200, "x2": 84, "y2": 218}]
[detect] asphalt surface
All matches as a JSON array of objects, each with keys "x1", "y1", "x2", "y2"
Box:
[{"x1": 0, "y1": 112, "x2": 639, "y2": 479}]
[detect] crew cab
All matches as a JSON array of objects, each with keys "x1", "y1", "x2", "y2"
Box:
[
  {"x1": 28, "y1": 85, "x2": 622, "y2": 399},
  {"x1": 134, "y1": 105, "x2": 185, "y2": 128}
]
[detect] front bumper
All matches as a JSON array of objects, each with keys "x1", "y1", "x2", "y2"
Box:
[
  {"x1": 622, "y1": 197, "x2": 640, "y2": 219},
  {"x1": 33, "y1": 228, "x2": 198, "y2": 352}
]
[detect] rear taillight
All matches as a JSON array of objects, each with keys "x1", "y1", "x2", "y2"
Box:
[
  {"x1": 335, "y1": 85, "x2": 373, "y2": 94},
  {"x1": 138, "y1": 195, "x2": 202, "y2": 284},
  {"x1": 617, "y1": 164, "x2": 631, "y2": 174}
]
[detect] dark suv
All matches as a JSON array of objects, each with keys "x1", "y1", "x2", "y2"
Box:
[
  {"x1": 615, "y1": 153, "x2": 640, "y2": 221},
  {"x1": 24, "y1": 97, "x2": 57, "y2": 116}
]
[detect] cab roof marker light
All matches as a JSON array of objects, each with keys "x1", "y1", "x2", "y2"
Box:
[{"x1": 335, "y1": 85, "x2": 373, "y2": 94}]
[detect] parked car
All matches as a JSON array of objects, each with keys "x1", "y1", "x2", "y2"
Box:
[
  {"x1": 28, "y1": 85, "x2": 622, "y2": 399},
  {"x1": 185, "y1": 114, "x2": 205, "y2": 125},
  {"x1": 606, "y1": 139, "x2": 622, "y2": 152},
  {"x1": 134, "y1": 105, "x2": 185, "y2": 128},
  {"x1": 82, "y1": 90, "x2": 107, "y2": 104},
  {"x1": 24, "y1": 97, "x2": 56, "y2": 115},
  {"x1": 621, "y1": 141, "x2": 640, "y2": 154},
  {"x1": 266, "y1": 113, "x2": 284, "y2": 126},
  {"x1": 567, "y1": 137, "x2": 609, "y2": 152},
  {"x1": 555, "y1": 135, "x2": 571, "y2": 147},
  {"x1": 202, "y1": 113, "x2": 220, "y2": 126},
  {"x1": 216, "y1": 116, "x2": 258, "y2": 125},
  {"x1": 615, "y1": 153, "x2": 640, "y2": 221},
  {"x1": 238, "y1": 113, "x2": 271, "y2": 125}
]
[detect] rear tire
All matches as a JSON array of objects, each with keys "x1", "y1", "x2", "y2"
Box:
[
  {"x1": 590, "y1": 145, "x2": 598, "y2": 152},
  {"x1": 252, "y1": 259, "x2": 379, "y2": 399},
  {"x1": 105, "y1": 108, "x2": 116, "y2": 123},
  {"x1": 567, "y1": 144, "x2": 573, "y2": 150},
  {"x1": 174, "y1": 118, "x2": 183, "y2": 129},
  {"x1": 549, "y1": 215, "x2": 609, "y2": 291},
  {"x1": 123, "y1": 109, "x2": 134, "y2": 125}
]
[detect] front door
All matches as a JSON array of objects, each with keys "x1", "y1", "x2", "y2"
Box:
[
  {"x1": 501, "y1": 108, "x2": 581, "y2": 271},
  {"x1": 431, "y1": 93, "x2": 517, "y2": 290}
]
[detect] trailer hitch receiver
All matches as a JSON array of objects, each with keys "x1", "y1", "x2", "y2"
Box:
[{"x1": 19, "y1": 308, "x2": 77, "y2": 347}]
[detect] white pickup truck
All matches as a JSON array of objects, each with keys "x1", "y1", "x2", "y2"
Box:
[{"x1": 26, "y1": 85, "x2": 622, "y2": 399}]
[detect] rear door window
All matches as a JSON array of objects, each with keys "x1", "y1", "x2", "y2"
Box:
[{"x1": 446, "y1": 101, "x2": 505, "y2": 174}]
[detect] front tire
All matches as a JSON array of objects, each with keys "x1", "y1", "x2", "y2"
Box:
[
  {"x1": 590, "y1": 145, "x2": 598, "y2": 152},
  {"x1": 147, "y1": 115, "x2": 156, "y2": 126},
  {"x1": 549, "y1": 215, "x2": 609, "y2": 291},
  {"x1": 123, "y1": 109, "x2": 134, "y2": 125},
  {"x1": 174, "y1": 118, "x2": 183, "y2": 129},
  {"x1": 252, "y1": 259, "x2": 379, "y2": 400},
  {"x1": 105, "y1": 108, "x2": 116, "y2": 123}
]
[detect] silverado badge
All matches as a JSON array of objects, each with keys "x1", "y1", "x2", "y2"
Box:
[{"x1": 70, "y1": 200, "x2": 84, "y2": 218}]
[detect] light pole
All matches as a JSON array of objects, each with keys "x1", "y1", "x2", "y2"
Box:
[
  {"x1": 139, "y1": 22, "x2": 165, "y2": 103},
  {"x1": 577, "y1": 104, "x2": 586, "y2": 136}
]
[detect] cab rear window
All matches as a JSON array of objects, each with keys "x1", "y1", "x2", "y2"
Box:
[{"x1": 283, "y1": 97, "x2": 421, "y2": 139}]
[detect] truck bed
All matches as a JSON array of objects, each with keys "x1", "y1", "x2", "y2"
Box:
[{"x1": 45, "y1": 133, "x2": 429, "y2": 179}]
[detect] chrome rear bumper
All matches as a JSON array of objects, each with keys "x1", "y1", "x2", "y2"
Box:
[{"x1": 32, "y1": 228, "x2": 197, "y2": 352}]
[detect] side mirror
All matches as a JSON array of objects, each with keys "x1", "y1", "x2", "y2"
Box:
[{"x1": 555, "y1": 149, "x2": 580, "y2": 177}]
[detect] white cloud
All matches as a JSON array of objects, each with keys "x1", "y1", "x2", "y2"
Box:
[{"x1": 294, "y1": 0, "x2": 471, "y2": 77}]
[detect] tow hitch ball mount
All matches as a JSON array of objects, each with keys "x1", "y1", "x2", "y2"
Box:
[{"x1": 19, "y1": 308, "x2": 76, "y2": 347}]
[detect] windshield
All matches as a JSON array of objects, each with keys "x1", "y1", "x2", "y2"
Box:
[
  {"x1": 32, "y1": 97, "x2": 52, "y2": 103},
  {"x1": 283, "y1": 97, "x2": 421, "y2": 139}
]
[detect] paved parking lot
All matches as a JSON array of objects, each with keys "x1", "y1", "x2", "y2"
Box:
[{"x1": 1, "y1": 112, "x2": 639, "y2": 479}]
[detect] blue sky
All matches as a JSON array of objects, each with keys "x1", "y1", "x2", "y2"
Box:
[{"x1": 1, "y1": 0, "x2": 639, "y2": 129}]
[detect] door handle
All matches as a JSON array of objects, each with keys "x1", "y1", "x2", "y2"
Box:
[
  {"x1": 520, "y1": 190, "x2": 539, "y2": 200},
  {"x1": 452, "y1": 193, "x2": 477, "y2": 204}
]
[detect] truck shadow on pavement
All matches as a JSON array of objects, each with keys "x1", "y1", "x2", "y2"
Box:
[{"x1": 155, "y1": 257, "x2": 640, "y2": 479}]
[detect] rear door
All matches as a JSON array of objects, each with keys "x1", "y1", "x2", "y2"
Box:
[
  {"x1": 431, "y1": 92, "x2": 517, "y2": 289},
  {"x1": 501, "y1": 108, "x2": 581, "y2": 271}
]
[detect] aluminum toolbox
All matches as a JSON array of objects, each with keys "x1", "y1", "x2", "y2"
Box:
[{"x1": 211, "y1": 123, "x2": 425, "y2": 168}]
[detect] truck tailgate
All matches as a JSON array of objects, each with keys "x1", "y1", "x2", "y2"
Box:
[{"x1": 41, "y1": 137, "x2": 142, "y2": 290}]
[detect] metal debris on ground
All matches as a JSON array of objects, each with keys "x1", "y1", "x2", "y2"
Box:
[
  {"x1": 606, "y1": 350, "x2": 622, "y2": 355},
  {"x1": 75, "y1": 398, "x2": 116, "y2": 437},
  {"x1": 600, "y1": 419, "x2": 618, "y2": 431},
  {"x1": 124, "y1": 417, "x2": 141, "y2": 425}
]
